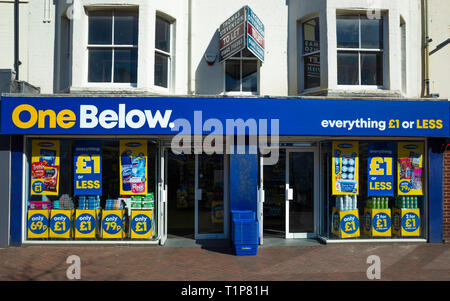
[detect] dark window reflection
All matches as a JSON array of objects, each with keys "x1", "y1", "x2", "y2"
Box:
[
  {"x1": 337, "y1": 15, "x2": 359, "y2": 48},
  {"x1": 114, "y1": 49, "x2": 138, "y2": 83},
  {"x1": 155, "y1": 17, "x2": 171, "y2": 52},
  {"x1": 361, "y1": 52, "x2": 383, "y2": 85},
  {"x1": 361, "y1": 17, "x2": 383, "y2": 49},
  {"x1": 88, "y1": 11, "x2": 112, "y2": 45},
  {"x1": 114, "y1": 11, "x2": 139, "y2": 45},
  {"x1": 337, "y1": 51, "x2": 359, "y2": 85},
  {"x1": 88, "y1": 49, "x2": 112, "y2": 82},
  {"x1": 242, "y1": 60, "x2": 258, "y2": 92},
  {"x1": 154, "y1": 53, "x2": 169, "y2": 88},
  {"x1": 225, "y1": 59, "x2": 240, "y2": 92}
]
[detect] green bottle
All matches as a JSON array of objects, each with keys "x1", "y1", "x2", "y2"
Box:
[{"x1": 402, "y1": 196, "x2": 406, "y2": 208}]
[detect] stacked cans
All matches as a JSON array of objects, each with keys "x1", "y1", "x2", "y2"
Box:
[
  {"x1": 59, "y1": 194, "x2": 74, "y2": 210},
  {"x1": 130, "y1": 193, "x2": 154, "y2": 210}
]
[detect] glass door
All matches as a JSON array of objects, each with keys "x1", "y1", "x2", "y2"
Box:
[
  {"x1": 195, "y1": 154, "x2": 228, "y2": 239},
  {"x1": 159, "y1": 144, "x2": 168, "y2": 245},
  {"x1": 285, "y1": 149, "x2": 318, "y2": 238}
]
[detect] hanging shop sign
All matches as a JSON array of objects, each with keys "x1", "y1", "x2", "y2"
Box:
[
  {"x1": 397, "y1": 142, "x2": 424, "y2": 196},
  {"x1": 30, "y1": 140, "x2": 60, "y2": 196},
  {"x1": 74, "y1": 141, "x2": 102, "y2": 196},
  {"x1": 332, "y1": 141, "x2": 359, "y2": 195},
  {"x1": 2, "y1": 97, "x2": 449, "y2": 137},
  {"x1": 219, "y1": 6, "x2": 265, "y2": 62},
  {"x1": 120, "y1": 140, "x2": 148, "y2": 195},
  {"x1": 367, "y1": 142, "x2": 394, "y2": 196}
]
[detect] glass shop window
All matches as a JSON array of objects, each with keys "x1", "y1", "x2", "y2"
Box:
[
  {"x1": 225, "y1": 49, "x2": 259, "y2": 94},
  {"x1": 302, "y1": 17, "x2": 320, "y2": 90},
  {"x1": 87, "y1": 9, "x2": 138, "y2": 84},
  {"x1": 336, "y1": 14, "x2": 384, "y2": 86}
]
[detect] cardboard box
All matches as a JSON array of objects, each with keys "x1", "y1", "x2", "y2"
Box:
[
  {"x1": 363, "y1": 208, "x2": 392, "y2": 237},
  {"x1": 331, "y1": 208, "x2": 360, "y2": 239}
]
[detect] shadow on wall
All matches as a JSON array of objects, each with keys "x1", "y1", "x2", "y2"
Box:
[{"x1": 195, "y1": 30, "x2": 224, "y2": 95}]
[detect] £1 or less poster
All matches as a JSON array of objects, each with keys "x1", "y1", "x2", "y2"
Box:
[
  {"x1": 120, "y1": 140, "x2": 148, "y2": 195},
  {"x1": 74, "y1": 141, "x2": 102, "y2": 195},
  {"x1": 332, "y1": 141, "x2": 359, "y2": 195},
  {"x1": 397, "y1": 142, "x2": 424, "y2": 196},
  {"x1": 367, "y1": 142, "x2": 394, "y2": 196},
  {"x1": 31, "y1": 140, "x2": 60, "y2": 195}
]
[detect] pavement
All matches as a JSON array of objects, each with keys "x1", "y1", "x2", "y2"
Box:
[{"x1": 1, "y1": 240, "x2": 450, "y2": 281}]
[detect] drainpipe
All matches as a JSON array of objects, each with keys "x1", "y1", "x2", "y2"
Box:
[
  {"x1": 187, "y1": 0, "x2": 193, "y2": 95},
  {"x1": 423, "y1": 0, "x2": 431, "y2": 97},
  {"x1": 14, "y1": 0, "x2": 19, "y2": 80}
]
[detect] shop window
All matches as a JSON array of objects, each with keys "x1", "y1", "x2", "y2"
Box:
[
  {"x1": 87, "y1": 9, "x2": 138, "y2": 84},
  {"x1": 225, "y1": 49, "x2": 259, "y2": 94},
  {"x1": 320, "y1": 141, "x2": 427, "y2": 241},
  {"x1": 25, "y1": 138, "x2": 159, "y2": 242},
  {"x1": 336, "y1": 14, "x2": 384, "y2": 86},
  {"x1": 301, "y1": 17, "x2": 320, "y2": 90},
  {"x1": 154, "y1": 16, "x2": 172, "y2": 89}
]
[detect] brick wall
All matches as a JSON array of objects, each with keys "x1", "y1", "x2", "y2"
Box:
[{"x1": 443, "y1": 150, "x2": 450, "y2": 243}]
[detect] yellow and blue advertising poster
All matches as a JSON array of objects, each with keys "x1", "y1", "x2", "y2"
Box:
[
  {"x1": 332, "y1": 141, "x2": 359, "y2": 195},
  {"x1": 120, "y1": 140, "x2": 148, "y2": 195},
  {"x1": 393, "y1": 208, "x2": 420, "y2": 237},
  {"x1": 49, "y1": 209, "x2": 74, "y2": 239},
  {"x1": 101, "y1": 210, "x2": 126, "y2": 239},
  {"x1": 363, "y1": 208, "x2": 392, "y2": 237},
  {"x1": 27, "y1": 209, "x2": 50, "y2": 239},
  {"x1": 397, "y1": 142, "x2": 424, "y2": 196},
  {"x1": 74, "y1": 209, "x2": 100, "y2": 239},
  {"x1": 130, "y1": 210, "x2": 153, "y2": 239},
  {"x1": 332, "y1": 208, "x2": 360, "y2": 238},
  {"x1": 30, "y1": 140, "x2": 60, "y2": 195},
  {"x1": 211, "y1": 201, "x2": 224, "y2": 224},
  {"x1": 74, "y1": 141, "x2": 102, "y2": 196},
  {"x1": 367, "y1": 142, "x2": 394, "y2": 196}
]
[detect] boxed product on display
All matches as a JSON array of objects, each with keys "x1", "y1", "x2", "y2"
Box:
[
  {"x1": 331, "y1": 207, "x2": 360, "y2": 239},
  {"x1": 363, "y1": 207, "x2": 392, "y2": 237},
  {"x1": 27, "y1": 209, "x2": 50, "y2": 239},
  {"x1": 29, "y1": 200, "x2": 53, "y2": 210},
  {"x1": 392, "y1": 208, "x2": 421, "y2": 237},
  {"x1": 130, "y1": 210, "x2": 154, "y2": 239},
  {"x1": 49, "y1": 209, "x2": 74, "y2": 239},
  {"x1": 74, "y1": 209, "x2": 101, "y2": 239},
  {"x1": 101, "y1": 210, "x2": 127, "y2": 239}
]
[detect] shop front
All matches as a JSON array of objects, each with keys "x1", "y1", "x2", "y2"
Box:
[{"x1": 1, "y1": 96, "x2": 448, "y2": 245}]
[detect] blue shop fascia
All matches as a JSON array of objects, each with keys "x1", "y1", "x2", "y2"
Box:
[{"x1": 1, "y1": 95, "x2": 449, "y2": 246}]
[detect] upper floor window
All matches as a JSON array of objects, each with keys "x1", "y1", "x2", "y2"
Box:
[
  {"x1": 154, "y1": 16, "x2": 172, "y2": 89},
  {"x1": 302, "y1": 17, "x2": 320, "y2": 90},
  {"x1": 87, "y1": 9, "x2": 138, "y2": 84},
  {"x1": 336, "y1": 14, "x2": 384, "y2": 86},
  {"x1": 225, "y1": 49, "x2": 259, "y2": 94}
]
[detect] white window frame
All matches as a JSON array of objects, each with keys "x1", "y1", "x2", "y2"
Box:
[
  {"x1": 154, "y1": 15, "x2": 174, "y2": 92},
  {"x1": 336, "y1": 13, "x2": 386, "y2": 90},
  {"x1": 223, "y1": 51, "x2": 260, "y2": 96},
  {"x1": 85, "y1": 8, "x2": 139, "y2": 88},
  {"x1": 299, "y1": 16, "x2": 321, "y2": 94}
]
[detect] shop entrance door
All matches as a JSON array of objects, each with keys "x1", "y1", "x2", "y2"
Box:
[
  {"x1": 285, "y1": 149, "x2": 318, "y2": 238},
  {"x1": 195, "y1": 154, "x2": 228, "y2": 239}
]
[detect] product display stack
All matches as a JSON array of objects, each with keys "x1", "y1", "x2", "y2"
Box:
[
  {"x1": 331, "y1": 142, "x2": 361, "y2": 239},
  {"x1": 49, "y1": 194, "x2": 75, "y2": 239},
  {"x1": 363, "y1": 196, "x2": 392, "y2": 238},
  {"x1": 129, "y1": 193, "x2": 155, "y2": 239}
]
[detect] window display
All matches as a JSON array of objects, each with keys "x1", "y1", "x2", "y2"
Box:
[
  {"x1": 26, "y1": 138, "x2": 159, "y2": 242},
  {"x1": 321, "y1": 140, "x2": 426, "y2": 240}
]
